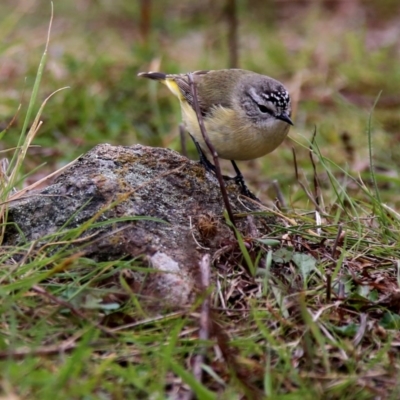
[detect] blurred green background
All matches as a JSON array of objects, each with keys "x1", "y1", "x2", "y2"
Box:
[{"x1": 1, "y1": 0, "x2": 400, "y2": 205}]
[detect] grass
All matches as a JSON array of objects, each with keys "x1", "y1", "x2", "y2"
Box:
[{"x1": 1, "y1": 1, "x2": 400, "y2": 398}]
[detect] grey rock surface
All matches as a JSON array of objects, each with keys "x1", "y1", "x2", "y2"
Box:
[{"x1": 5, "y1": 144, "x2": 271, "y2": 306}]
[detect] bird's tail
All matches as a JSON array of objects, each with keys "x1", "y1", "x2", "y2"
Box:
[
  {"x1": 138, "y1": 71, "x2": 185, "y2": 100},
  {"x1": 137, "y1": 72, "x2": 167, "y2": 81}
]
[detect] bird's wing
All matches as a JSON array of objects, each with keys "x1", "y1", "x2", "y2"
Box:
[
  {"x1": 169, "y1": 70, "x2": 210, "y2": 116},
  {"x1": 140, "y1": 69, "x2": 248, "y2": 117}
]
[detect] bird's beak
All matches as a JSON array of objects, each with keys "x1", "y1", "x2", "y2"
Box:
[{"x1": 276, "y1": 113, "x2": 294, "y2": 126}]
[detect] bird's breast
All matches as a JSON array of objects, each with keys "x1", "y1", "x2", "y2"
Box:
[{"x1": 181, "y1": 105, "x2": 290, "y2": 161}]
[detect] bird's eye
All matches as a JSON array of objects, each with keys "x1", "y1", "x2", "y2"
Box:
[{"x1": 257, "y1": 104, "x2": 270, "y2": 114}]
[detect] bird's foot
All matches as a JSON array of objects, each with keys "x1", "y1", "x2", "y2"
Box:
[
  {"x1": 230, "y1": 160, "x2": 260, "y2": 201},
  {"x1": 233, "y1": 174, "x2": 260, "y2": 201}
]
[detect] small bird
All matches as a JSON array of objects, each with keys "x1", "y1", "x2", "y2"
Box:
[{"x1": 138, "y1": 69, "x2": 293, "y2": 198}]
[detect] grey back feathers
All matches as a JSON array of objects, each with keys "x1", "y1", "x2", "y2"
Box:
[{"x1": 139, "y1": 69, "x2": 291, "y2": 121}]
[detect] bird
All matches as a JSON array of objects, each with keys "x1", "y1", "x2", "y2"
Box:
[{"x1": 138, "y1": 69, "x2": 293, "y2": 199}]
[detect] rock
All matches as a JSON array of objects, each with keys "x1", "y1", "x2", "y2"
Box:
[{"x1": 4, "y1": 144, "x2": 271, "y2": 306}]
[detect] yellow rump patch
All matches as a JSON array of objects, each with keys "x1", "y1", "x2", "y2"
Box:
[{"x1": 164, "y1": 79, "x2": 184, "y2": 101}]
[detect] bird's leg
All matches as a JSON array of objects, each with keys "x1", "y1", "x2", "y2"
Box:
[
  {"x1": 231, "y1": 160, "x2": 260, "y2": 201},
  {"x1": 189, "y1": 134, "x2": 217, "y2": 173},
  {"x1": 188, "y1": 134, "x2": 259, "y2": 200}
]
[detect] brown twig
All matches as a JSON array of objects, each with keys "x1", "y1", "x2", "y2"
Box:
[
  {"x1": 326, "y1": 272, "x2": 331, "y2": 302},
  {"x1": 186, "y1": 254, "x2": 212, "y2": 400},
  {"x1": 225, "y1": 0, "x2": 239, "y2": 68},
  {"x1": 31, "y1": 285, "x2": 117, "y2": 338},
  {"x1": 292, "y1": 147, "x2": 324, "y2": 213},
  {"x1": 139, "y1": 0, "x2": 151, "y2": 43},
  {"x1": 338, "y1": 281, "x2": 345, "y2": 299},
  {"x1": 179, "y1": 123, "x2": 187, "y2": 157},
  {"x1": 187, "y1": 73, "x2": 236, "y2": 226},
  {"x1": 292, "y1": 146, "x2": 299, "y2": 182},
  {"x1": 309, "y1": 128, "x2": 322, "y2": 209},
  {"x1": 353, "y1": 313, "x2": 368, "y2": 347},
  {"x1": 331, "y1": 224, "x2": 343, "y2": 259},
  {"x1": 0, "y1": 332, "x2": 88, "y2": 360},
  {"x1": 0, "y1": 343, "x2": 79, "y2": 360},
  {"x1": 272, "y1": 179, "x2": 286, "y2": 208}
]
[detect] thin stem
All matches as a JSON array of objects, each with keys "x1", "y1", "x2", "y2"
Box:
[{"x1": 187, "y1": 73, "x2": 236, "y2": 226}]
